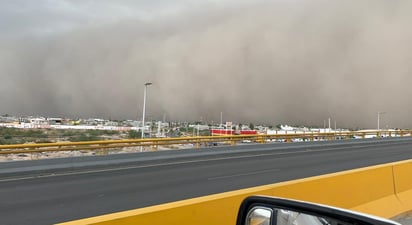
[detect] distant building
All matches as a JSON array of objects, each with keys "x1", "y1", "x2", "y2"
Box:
[
  {"x1": 0, "y1": 115, "x2": 18, "y2": 123},
  {"x1": 46, "y1": 118, "x2": 63, "y2": 125},
  {"x1": 30, "y1": 117, "x2": 47, "y2": 125}
]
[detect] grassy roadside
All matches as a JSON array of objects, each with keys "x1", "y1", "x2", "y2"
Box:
[{"x1": 0, "y1": 127, "x2": 128, "y2": 145}]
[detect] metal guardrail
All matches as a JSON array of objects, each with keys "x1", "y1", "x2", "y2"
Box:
[{"x1": 0, "y1": 130, "x2": 410, "y2": 156}]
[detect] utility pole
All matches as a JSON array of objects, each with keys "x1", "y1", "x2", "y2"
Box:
[
  {"x1": 328, "y1": 118, "x2": 331, "y2": 132},
  {"x1": 377, "y1": 112, "x2": 386, "y2": 131},
  {"x1": 220, "y1": 112, "x2": 223, "y2": 127}
]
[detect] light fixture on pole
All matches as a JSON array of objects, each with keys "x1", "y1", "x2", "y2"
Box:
[{"x1": 141, "y1": 82, "x2": 152, "y2": 140}]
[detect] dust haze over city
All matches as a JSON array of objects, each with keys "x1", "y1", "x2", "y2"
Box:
[{"x1": 0, "y1": 0, "x2": 411, "y2": 129}]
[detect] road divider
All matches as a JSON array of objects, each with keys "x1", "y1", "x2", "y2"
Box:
[{"x1": 57, "y1": 159, "x2": 412, "y2": 225}]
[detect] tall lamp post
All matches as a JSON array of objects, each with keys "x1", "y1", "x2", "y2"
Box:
[
  {"x1": 377, "y1": 111, "x2": 386, "y2": 131},
  {"x1": 141, "y1": 82, "x2": 152, "y2": 140}
]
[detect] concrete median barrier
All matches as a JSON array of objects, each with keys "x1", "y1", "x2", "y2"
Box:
[
  {"x1": 57, "y1": 159, "x2": 412, "y2": 225},
  {"x1": 393, "y1": 161, "x2": 412, "y2": 214}
]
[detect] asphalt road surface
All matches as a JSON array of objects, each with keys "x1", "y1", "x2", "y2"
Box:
[{"x1": 1, "y1": 138, "x2": 411, "y2": 225}]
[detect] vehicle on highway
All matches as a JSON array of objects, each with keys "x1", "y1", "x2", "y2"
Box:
[{"x1": 236, "y1": 196, "x2": 400, "y2": 225}]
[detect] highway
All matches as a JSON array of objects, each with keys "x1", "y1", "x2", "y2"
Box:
[{"x1": 1, "y1": 138, "x2": 412, "y2": 225}]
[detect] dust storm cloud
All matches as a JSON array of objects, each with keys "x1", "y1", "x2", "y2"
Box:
[{"x1": 0, "y1": 0, "x2": 411, "y2": 129}]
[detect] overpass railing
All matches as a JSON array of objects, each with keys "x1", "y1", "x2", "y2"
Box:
[{"x1": 0, "y1": 130, "x2": 410, "y2": 156}]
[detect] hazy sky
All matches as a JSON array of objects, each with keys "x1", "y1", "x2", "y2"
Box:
[{"x1": 1, "y1": 0, "x2": 411, "y2": 129}]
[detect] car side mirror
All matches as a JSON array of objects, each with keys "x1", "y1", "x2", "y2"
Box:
[{"x1": 236, "y1": 196, "x2": 400, "y2": 225}]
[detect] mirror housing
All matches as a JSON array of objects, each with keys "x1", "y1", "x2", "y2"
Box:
[{"x1": 236, "y1": 196, "x2": 400, "y2": 225}]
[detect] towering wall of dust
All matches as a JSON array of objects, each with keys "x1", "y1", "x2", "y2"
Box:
[{"x1": 0, "y1": 0, "x2": 411, "y2": 128}]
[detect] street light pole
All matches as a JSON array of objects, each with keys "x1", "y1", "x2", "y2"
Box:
[
  {"x1": 377, "y1": 111, "x2": 386, "y2": 131},
  {"x1": 141, "y1": 82, "x2": 152, "y2": 140}
]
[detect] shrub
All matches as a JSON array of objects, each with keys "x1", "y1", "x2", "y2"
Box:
[{"x1": 128, "y1": 130, "x2": 141, "y2": 139}]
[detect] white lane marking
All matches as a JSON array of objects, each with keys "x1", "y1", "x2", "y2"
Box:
[
  {"x1": 208, "y1": 168, "x2": 281, "y2": 180},
  {"x1": 0, "y1": 143, "x2": 385, "y2": 182}
]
